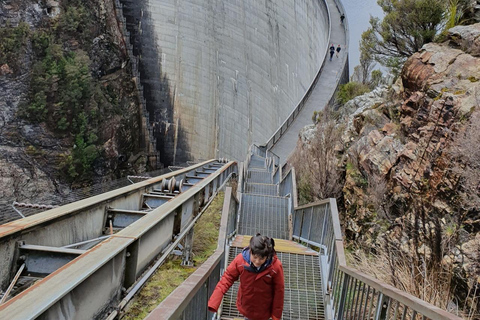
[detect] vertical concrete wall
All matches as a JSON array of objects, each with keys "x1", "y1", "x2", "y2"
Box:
[{"x1": 121, "y1": 0, "x2": 329, "y2": 163}]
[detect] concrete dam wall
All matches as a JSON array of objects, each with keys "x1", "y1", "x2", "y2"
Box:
[{"x1": 120, "y1": 0, "x2": 330, "y2": 164}]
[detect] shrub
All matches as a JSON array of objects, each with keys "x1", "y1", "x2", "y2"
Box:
[
  {"x1": 337, "y1": 82, "x2": 370, "y2": 104},
  {"x1": 289, "y1": 112, "x2": 344, "y2": 203},
  {"x1": 0, "y1": 22, "x2": 30, "y2": 71}
]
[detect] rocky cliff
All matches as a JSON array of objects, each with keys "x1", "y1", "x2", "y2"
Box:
[
  {"x1": 0, "y1": 0, "x2": 153, "y2": 219},
  {"x1": 292, "y1": 23, "x2": 480, "y2": 315}
]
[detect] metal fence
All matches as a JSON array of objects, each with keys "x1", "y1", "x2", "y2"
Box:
[{"x1": 292, "y1": 199, "x2": 463, "y2": 320}]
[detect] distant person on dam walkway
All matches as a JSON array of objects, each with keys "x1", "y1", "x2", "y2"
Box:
[
  {"x1": 340, "y1": 13, "x2": 345, "y2": 24},
  {"x1": 336, "y1": 44, "x2": 342, "y2": 58},
  {"x1": 329, "y1": 44, "x2": 335, "y2": 61},
  {"x1": 208, "y1": 233, "x2": 285, "y2": 320}
]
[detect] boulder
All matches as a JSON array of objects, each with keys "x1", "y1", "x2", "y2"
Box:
[{"x1": 447, "y1": 23, "x2": 480, "y2": 56}]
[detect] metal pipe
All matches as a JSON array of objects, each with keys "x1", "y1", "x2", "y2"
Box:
[
  {"x1": 63, "y1": 236, "x2": 111, "y2": 249},
  {"x1": 0, "y1": 263, "x2": 25, "y2": 304},
  {"x1": 11, "y1": 204, "x2": 25, "y2": 218}
]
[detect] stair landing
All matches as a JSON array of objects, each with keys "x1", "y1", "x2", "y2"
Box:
[{"x1": 231, "y1": 235, "x2": 318, "y2": 256}]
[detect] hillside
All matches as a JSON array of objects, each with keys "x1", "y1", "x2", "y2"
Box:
[
  {"x1": 0, "y1": 0, "x2": 152, "y2": 209},
  {"x1": 291, "y1": 23, "x2": 480, "y2": 317}
]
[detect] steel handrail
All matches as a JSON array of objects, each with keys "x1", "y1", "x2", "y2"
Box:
[
  {"x1": 292, "y1": 200, "x2": 463, "y2": 320},
  {"x1": 263, "y1": 0, "x2": 353, "y2": 153}
]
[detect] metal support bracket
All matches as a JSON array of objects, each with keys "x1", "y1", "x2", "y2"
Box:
[
  {"x1": 19, "y1": 244, "x2": 86, "y2": 277},
  {"x1": 181, "y1": 228, "x2": 195, "y2": 267}
]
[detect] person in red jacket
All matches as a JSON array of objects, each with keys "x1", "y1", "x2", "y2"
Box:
[{"x1": 208, "y1": 233, "x2": 285, "y2": 320}]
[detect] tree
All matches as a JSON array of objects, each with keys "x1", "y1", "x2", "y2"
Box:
[{"x1": 361, "y1": 0, "x2": 445, "y2": 66}]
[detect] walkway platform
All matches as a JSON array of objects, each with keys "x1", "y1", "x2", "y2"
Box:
[{"x1": 231, "y1": 235, "x2": 318, "y2": 256}]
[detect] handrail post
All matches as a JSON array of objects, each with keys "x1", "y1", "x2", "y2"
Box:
[
  {"x1": 337, "y1": 273, "x2": 350, "y2": 320},
  {"x1": 375, "y1": 293, "x2": 389, "y2": 320}
]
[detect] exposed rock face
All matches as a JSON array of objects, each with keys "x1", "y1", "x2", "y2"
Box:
[
  {"x1": 447, "y1": 23, "x2": 480, "y2": 56},
  {"x1": 295, "y1": 23, "x2": 480, "y2": 313},
  {"x1": 0, "y1": 0, "x2": 151, "y2": 223},
  {"x1": 343, "y1": 24, "x2": 480, "y2": 203}
]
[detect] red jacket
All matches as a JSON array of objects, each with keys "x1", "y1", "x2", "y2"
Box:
[{"x1": 208, "y1": 249, "x2": 284, "y2": 320}]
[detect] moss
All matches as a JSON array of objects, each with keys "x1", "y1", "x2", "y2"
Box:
[
  {"x1": 122, "y1": 191, "x2": 225, "y2": 320},
  {"x1": 468, "y1": 76, "x2": 478, "y2": 83},
  {"x1": 25, "y1": 145, "x2": 45, "y2": 157}
]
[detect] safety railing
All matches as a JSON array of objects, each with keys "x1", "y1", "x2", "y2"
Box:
[
  {"x1": 143, "y1": 186, "x2": 239, "y2": 320},
  {"x1": 292, "y1": 199, "x2": 463, "y2": 320},
  {"x1": 332, "y1": 0, "x2": 350, "y2": 88},
  {"x1": 263, "y1": 0, "x2": 351, "y2": 154},
  {"x1": 279, "y1": 167, "x2": 298, "y2": 239}
]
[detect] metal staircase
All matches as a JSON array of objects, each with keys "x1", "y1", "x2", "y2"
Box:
[{"x1": 220, "y1": 149, "x2": 325, "y2": 319}]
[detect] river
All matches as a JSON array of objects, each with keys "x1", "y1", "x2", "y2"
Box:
[{"x1": 341, "y1": 0, "x2": 384, "y2": 75}]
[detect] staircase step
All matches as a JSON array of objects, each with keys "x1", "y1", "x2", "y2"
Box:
[
  {"x1": 247, "y1": 170, "x2": 273, "y2": 184},
  {"x1": 249, "y1": 155, "x2": 266, "y2": 169},
  {"x1": 238, "y1": 194, "x2": 289, "y2": 239},
  {"x1": 244, "y1": 183, "x2": 277, "y2": 196}
]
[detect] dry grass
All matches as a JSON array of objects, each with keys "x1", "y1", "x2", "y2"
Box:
[
  {"x1": 346, "y1": 243, "x2": 465, "y2": 317},
  {"x1": 121, "y1": 191, "x2": 225, "y2": 320}
]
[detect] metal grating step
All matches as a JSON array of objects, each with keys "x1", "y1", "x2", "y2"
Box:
[
  {"x1": 249, "y1": 155, "x2": 266, "y2": 169},
  {"x1": 238, "y1": 194, "x2": 289, "y2": 239},
  {"x1": 221, "y1": 246, "x2": 324, "y2": 320},
  {"x1": 244, "y1": 183, "x2": 278, "y2": 196},
  {"x1": 247, "y1": 170, "x2": 273, "y2": 184}
]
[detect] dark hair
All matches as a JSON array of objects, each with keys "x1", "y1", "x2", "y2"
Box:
[{"x1": 249, "y1": 233, "x2": 275, "y2": 258}]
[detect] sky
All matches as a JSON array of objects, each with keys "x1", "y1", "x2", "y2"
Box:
[{"x1": 341, "y1": 0, "x2": 384, "y2": 74}]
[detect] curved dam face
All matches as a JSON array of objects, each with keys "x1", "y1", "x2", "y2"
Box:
[{"x1": 121, "y1": 0, "x2": 329, "y2": 164}]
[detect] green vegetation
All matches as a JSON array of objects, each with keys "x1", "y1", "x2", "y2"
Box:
[
  {"x1": 363, "y1": 0, "x2": 445, "y2": 60},
  {"x1": 443, "y1": 0, "x2": 471, "y2": 32},
  {"x1": 297, "y1": 177, "x2": 314, "y2": 205},
  {"x1": 5, "y1": 0, "x2": 124, "y2": 183},
  {"x1": 358, "y1": 0, "x2": 473, "y2": 80},
  {"x1": 24, "y1": 41, "x2": 100, "y2": 181},
  {"x1": 0, "y1": 22, "x2": 30, "y2": 71},
  {"x1": 122, "y1": 191, "x2": 225, "y2": 320},
  {"x1": 337, "y1": 82, "x2": 370, "y2": 104}
]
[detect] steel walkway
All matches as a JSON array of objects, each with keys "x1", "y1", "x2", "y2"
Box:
[{"x1": 220, "y1": 152, "x2": 325, "y2": 320}]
